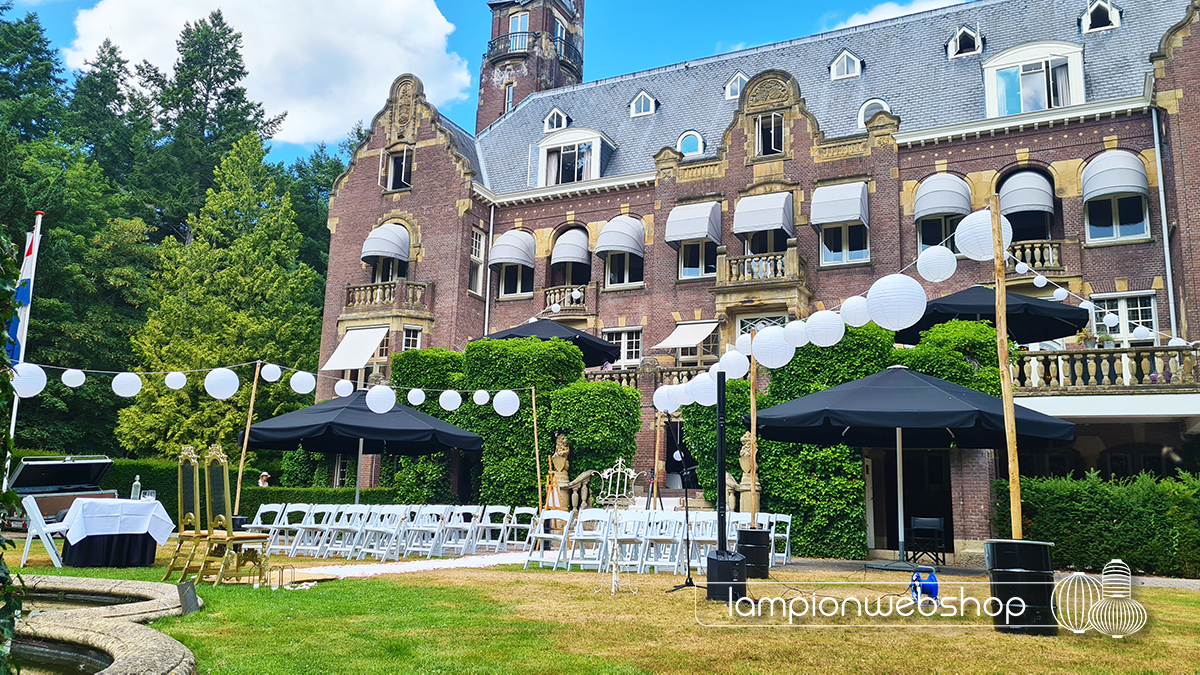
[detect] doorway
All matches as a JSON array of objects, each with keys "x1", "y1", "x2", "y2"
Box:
[{"x1": 879, "y1": 448, "x2": 954, "y2": 553}]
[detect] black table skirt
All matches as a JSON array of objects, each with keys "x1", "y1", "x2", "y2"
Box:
[{"x1": 61, "y1": 533, "x2": 157, "y2": 568}]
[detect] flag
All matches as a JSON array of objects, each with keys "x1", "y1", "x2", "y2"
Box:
[{"x1": 6, "y1": 230, "x2": 40, "y2": 366}]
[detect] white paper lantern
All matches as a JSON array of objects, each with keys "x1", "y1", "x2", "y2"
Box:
[
  {"x1": 718, "y1": 350, "x2": 750, "y2": 379},
  {"x1": 955, "y1": 209, "x2": 1013, "y2": 262},
  {"x1": 807, "y1": 310, "x2": 845, "y2": 348},
  {"x1": 1169, "y1": 337, "x2": 1188, "y2": 347},
  {"x1": 866, "y1": 274, "x2": 928, "y2": 331},
  {"x1": 164, "y1": 371, "x2": 187, "y2": 390},
  {"x1": 260, "y1": 363, "x2": 282, "y2": 382},
  {"x1": 551, "y1": 303, "x2": 562, "y2": 313},
  {"x1": 289, "y1": 371, "x2": 316, "y2": 395},
  {"x1": 752, "y1": 326, "x2": 795, "y2": 369},
  {"x1": 365, "y1": 385, "x2": 397, "y2": 414},
  {"x1": 840, "y1": 296, "x2": 871, "y2": 328},
  {"x1": 673, "y1": 381, "x2": 696, "y2": 406},
  {"x1": 735, "y1": 333, "x2": 753, "y2": 356},
  {"x1": 407, "y1": 388, "x2": 426, "y2": 406},
  {"x1": 11, "y1": 363, "x2": 46, "y2": 398},
  {"x1": 204, "y1": 368, "x2": 240, "y2": 400},
  {"x1": 783, "y1": 320, "x2": 808, "y2": 348},
  {"x1": 570, "y1": 289, "x2": 582, "y2": 301},
  {"x1": 439, "y1": 389, "x2": 462, "y2": 411},
  {"x1": 691, "y1": 372, "x2": 718, "y2": 407},
  {"x1": 473, "y1": 389, "x2": 490, "y2": 405},
  {"x1": 61, "y1": 368, "x2": 86, "y2": 389},
  {"x1": 1033, "y1": 275, "x2": 1048, "y2": 288},
  {"x1": 334, "y1": 379, "x2": 354, "y2": 397},
  {"x1": 1079, "y1": 301, "x2": 1096, "y2": 312},
  {"x1": 493, "y1": 389, "x2": 520, "y2": 417},
  {"x1": 1132, "y1": 325, "x2": 1152, "y2": 341},
  {"x1": 111, "y1": 372, "x2": 143, "y2": 398},
  {"x1": 653, "y1": 386, "x2": 678, "y2": 413},
  {"x1": 916, "y1": 245, "x2": 957, "y2": 283},
  {"x1": 1052, "y1": 288, "x2": 1069, "y2": 302},
  {"x1": 1014, "y1": 261, "x2": 1031, "y2": 275},
  {"x1": 1103, "y1": 313, "x2": 1119, "y2": 328}
]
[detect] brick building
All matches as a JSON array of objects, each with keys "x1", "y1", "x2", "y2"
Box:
[{"x1": 321, "y1": 0, "x2": 1200, "y2": 563}]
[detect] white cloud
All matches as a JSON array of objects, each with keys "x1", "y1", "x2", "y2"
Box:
[
  {"x1": 63, "y1": 0, "x2": 471, "y2": 145},
  {"x1": 834, "y1": 0, "x2": 969, "y2": 29}
]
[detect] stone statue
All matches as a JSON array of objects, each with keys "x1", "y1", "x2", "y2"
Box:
[
  {"x1": 736, "y1": 431, "x2": 761, "y2": 514},
  {"x1": 551, "y1": 433, "x2": 595, "y2": 512}
]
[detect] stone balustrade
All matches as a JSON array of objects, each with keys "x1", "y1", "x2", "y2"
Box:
[
  {"x1": 1014, "y1": 345, "x2": 1199, "y2": 391},
  {"x1": 1006, "y1": 240, "x2": 1064, "y2": 272},
  {"x1": 344, "y1": 280, "x2": 432, "y2": 312}
]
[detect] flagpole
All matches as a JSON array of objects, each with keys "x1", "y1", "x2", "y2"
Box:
[{"x1": 4, "y1": 212, "x2": 43, "y2": 492}]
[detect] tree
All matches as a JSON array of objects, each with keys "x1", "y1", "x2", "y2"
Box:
[
  {"x1": 115, "y1": 134, "x2": 319, "y2": 458},
  {"x1": 277, "y1": 143, "x2": 344, "y2": 277},
  {"x1": 0, "y1": 3, "x2": 65, "y2": 140},
  {"x1": 65, "y1": 39, "x2": 141, "y2": 186},
  {"x1": 893, "y1": 319, "x2": 1013, "y2": 397}
]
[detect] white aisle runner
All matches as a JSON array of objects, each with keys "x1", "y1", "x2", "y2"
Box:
[{"x1": 303, "y1": 552, "x2": 528, "y2": 578}]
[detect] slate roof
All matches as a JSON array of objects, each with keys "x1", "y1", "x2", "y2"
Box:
[
  {"x1": 467, "y1": 0, "x2": 1185, "y2": 195},
  {"x1": 441, "y1": 115, "x2": 483, "y2": 181}
]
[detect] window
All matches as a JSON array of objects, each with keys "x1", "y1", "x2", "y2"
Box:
[
  {"x1": 831, "y1": 50, "x2": 861, "y2": 81},
  {"x1": 678, "y1": 239, "x2": 718, "y2": 279},
  {"x1": 1086, "y1": 195, "x2": 1148, "y2": 242},
  {"x1": 554, "y1": 19, "x2": 566, "y2": 42},
  {"x1": 544, "y1": 109, "x2": 568, "y2": 133},
  {"x1": 985, "y1": 42, "x2": 1083, "y2": 118},
  {"x1": 726, "y1": 72, "x2": 748, "y2": 100},
  {"x1": 605, "y1": 329, "x2": 642, "y2": 367},
  {"x1": 544, "y1": 142, "x2": 593, "y2": 185},
  {"x1": 402, "y1": 327, "x2": 422, "y2": 351},
  {"x1": 1082, "y1": 0, "x2": 1119, "y2": 33},
  {"x1": 738, "y1": 314, "x2": 787, "y2": 335},
  {"x1": 468, "y1": 229, "x2": 485, "y2": 295},
  {"x1": 821, "y1": 223, "x2": 869, "y2": 265},
  {"x1": 379, "y1": 147, "x2": 412, "y2": 191},
  {"x1": 679, "y1": 331, "x2": 719, "y2": 365},
  {"x1": 747, "y1": 229, "x2": 788, "y2": 255},
  {"x1": 375, "y1": 332, "x2": 391, "y2": 360},
  {"x1": 1091, "y1": 295, "x2": 1156, "y2": 347},
  {"x1": 949, "y1": 26, "x2": 981, "y2": 58},
  {"x1": 677, "y1": 132, "x2": 703, "y2": 156},
  {"x1": 1008, "y1": 211, "x2": 1051, "y2": 242},
  {"x1": 372, "y1": 257, "x2": 408, "y2": 283},
  {"x1": 631, "y1": 91, "x2": 656, "y2": 118},
  {"x1": 755, "y1": 113, "x2": 783, "y2": 157},
  {"x1": 918, "y1": 215, "x2": 962, "y2": 252},
  {"x1": 499, "y1": 263, "x2": 534, "y2": 297},
  {"x1": 508, "y1": 13, "x2": 529, "y2": 49},
  {"x1": 858, "y1": 99, "x2": 890, "y2": 129},
  {"x1": 504, "y1": 82, "x2": 515, "y2": 112},
  {"x1": 558, "y1": 261, "x2": 590, "y2": 286},
  {"x1": 605, "y1": 252, "x2": 644, "y2": 287}
]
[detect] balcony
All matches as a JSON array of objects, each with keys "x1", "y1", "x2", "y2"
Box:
[
  {"x1": 343, "y1": 279, "x2": 433, "y2": 315},
  {"x1": 583, "y1": 365, "x2": 708, "y2": 390},
  {"x1": 486, "y1": 32, "x2": 536, "y2": 62},
  {"x1": 715, "y1": 239, "x2": 803, "y2": 288},
  {"x1": 1005, "y1": 240, "x2": 1065, "y2": 273},
  {"x1": 553, "y1": 36, "x2": 583, "y2": 73},
  {"x1": 1014, "y1": 345, "x2": 1200, "y2": 394},
  {"x1": 543, "y1": 284, "x2": 593, "y2": 314}
]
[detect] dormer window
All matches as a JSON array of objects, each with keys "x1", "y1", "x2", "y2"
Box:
[
  {"x1": 984, "y1": 42, "x2": 1085, "y2": 118},
  {"x1": 544, "y1": 108, "x2": 569, "y2": 133},
  {"x1": 858, "y1": 99, "x2": 890, "y2": 129},
  {"x1": 831, "y1": 50, "x2": 862, "y2": 81},
  {"x1": 1082, "y1": 0, "x2": 1120, "y2": 33},
  {"x1": 677, "y1": 131, "x2": 704, "y2": 156},
  {"x1": 949, "y1": 26, "x2": 981, "y2": 58},
  {"x1": 726, "y1": 72, "x2": 748, "y2": 100},
  {"x1": 537, "y1": 127, "x2": 615, "y2": 188},
  {"x1": 630, "y1": 91, "x2": 656, "y2": 118},
  {"x1": 378, "y1": 147, "x2": 412, "y2": 191}
]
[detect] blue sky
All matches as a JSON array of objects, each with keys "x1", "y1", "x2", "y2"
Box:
[{"x1": 14, "y1": 0, "x2": 968, "y2": 165}]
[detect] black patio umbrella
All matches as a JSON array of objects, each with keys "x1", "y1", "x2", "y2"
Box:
[
  {"x1": 475, "y1": 319, "x2": 620, "y2": 367},
  {"x1": 893, "y1": 285, "x2": 1090, "y2": 345},
  {"x1": 747, "y1": 366, "x2": 1074, "y2": 561}
]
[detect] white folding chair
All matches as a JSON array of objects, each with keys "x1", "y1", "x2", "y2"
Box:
[
  {"x1": 508, "y1": 506, "x2": 538, "y2": 551},
  {"x1": 772, "y1": 513, "x2": 793, "y2": 565},
  {"x1": 289, "y1": 504, "x2": 340, "y2": 557},
  {"x1": 611, "y1": 510, "x2": 650, "y2": 572},
  {"x1": 243, "y1": 502, "x2": 286, "y2": 552},
  {"x1": 21, "y1": 495, "x2": 66, "y2": 568},
  {"x1": 567, "y1": 508, "x2": 611, "y2": 572},
  {"x1": 356, "y1": 505, "x2": 406, "y2": 560},
  {"x1": 728, "y1": 512, "x2": 751, "y2": 550},
  {"x1": 638, "y1": 510, "x2": 685, "y2": 574},
  {"x1": 268, "y1": 503, "x2": 312, "y2": 555},
  {"x1": 524, "y1": 509, "x2": 573, "y2": 570},
  {"x1": 320, "y1": 504, "x2": 371, "y2": 558},
  {"x1": 473, "y1": 506, "x2": 512, "y2": 553},
  {"x1": 687, "y1": 512, "x2": 721, "y2": 573},
  {"x1": 755, "y1": 512, "x2": 778, "y2": 567},
  {"x1": 403, "y1": 505, "x2": 450, "y2": 558},
  {"x1": 439, "y1": 506, "x2": 483, "y2": 557}
]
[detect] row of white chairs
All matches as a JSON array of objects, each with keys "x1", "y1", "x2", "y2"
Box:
[{"x1": 524, "y1": 508, "x2": 792, "y2": 574}]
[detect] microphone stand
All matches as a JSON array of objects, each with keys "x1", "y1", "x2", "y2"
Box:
[{"x1": 666, "y1": 424, "x2": 699, "y2": 593}]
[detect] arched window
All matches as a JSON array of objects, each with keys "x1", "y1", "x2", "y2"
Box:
[
  {"x1": 858, "y1": 99, "x2": 890, "y2": 129},
  {"x1": 677, "y1": 131, "x2": 704, "y2": 156}
]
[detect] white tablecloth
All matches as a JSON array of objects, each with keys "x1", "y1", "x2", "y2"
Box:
[{"x1": 62, "y1": 498, "x2": 174, "y2": 546}]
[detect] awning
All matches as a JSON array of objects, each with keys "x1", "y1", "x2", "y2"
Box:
[
  {"x1": 664, "y1": 201, "x2": 721, "y2": 248},
  {"x1": 594, "y1": 215, "x2": 645, "y2": 258},
  {"x1": 810, "y1": 182, "x2": 869, "y2": 228},
  {"x1": 651, "y1": 320, "x2": 719, "y2": 350},
  {"x1": 999, "y1": 171, "x2": 1055, "y2": 215},
  {"x1": 321, "y1": 326, "x2": 390, "y2": 372},
  {"x1": 914, "y1": 173, "x2": 972, "y2": 221},
  {"x1": 550, "y1": 228, "x2": 590, "y2": 265},
  {"x1": 732, "y1": 192, "x2": 794, "y2": 238},
  {"x1": 360, "y1": 223, "x2": 410, "y2": 264},
  {"x1": 488, "y1": 229, "x2": 536, "y2": 270},
  {"x1": 1082, "y1": 150, "x2": 1149, "y2": 203}
]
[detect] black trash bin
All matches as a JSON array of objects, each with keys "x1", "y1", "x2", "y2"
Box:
[
  {"x1": 737, "y1": 528, "x2": 770, "y2": 579},
  {"x1": 984, "y1": 539, "x2": 1057, "y2": 635}
]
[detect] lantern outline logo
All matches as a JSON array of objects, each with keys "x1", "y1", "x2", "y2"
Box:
[{"x1": 1051, "y1": 559, "x2": 1147, "y2": 638}]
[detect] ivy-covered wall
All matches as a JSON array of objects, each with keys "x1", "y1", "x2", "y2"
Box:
[{"x1": 547, "y1": 380, "x2": 641, "y2": 477}]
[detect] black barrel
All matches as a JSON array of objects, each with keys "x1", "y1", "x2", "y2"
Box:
[
  {"x1": 737, "y1": 528, "x2": 771, "y2": 579},
  {"x1": 706, "y1": 550, "x2": 747, "y2": 601},
  {"x1": 984, "y1": 539, "x2": 1057, "y2": 636}
]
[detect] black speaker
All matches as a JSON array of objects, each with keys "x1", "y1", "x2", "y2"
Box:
[{"x1": 706, "y1": 550, "x2": 747, "y2": 601}]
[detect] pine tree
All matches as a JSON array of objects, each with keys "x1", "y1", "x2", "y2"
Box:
[
  {"x1": 278, "y1": 142, "x2": 345, "y2": 277},
  {"x1": 65, "y1": 39, "x2": 141, "y2": 186},
  {"x1": 0, "y1": 2, "x2": 65, "y2": 140}
]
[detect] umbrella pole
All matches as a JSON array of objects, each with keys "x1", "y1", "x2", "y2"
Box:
[
  {"x1": 355, "y1": 438, "x2": 363, "y2": 505},
  {"x1": 650, "y1": 411, "x2": 663, "y2": 509},
  {"x1": 896, "y1": 427, "x2": 905, "y2": 562},
  {"x1": 532, "y1": 388, "x2": 543, "y2": 510},
  {"x1": 748, "y1": 331, "x2": 758, "y2": 524},
  {"x1": 234, "y1": 360, "x2": 262, "y2": 515},
  {"x1": 990, "y1": 195, "x2": 1023, "y2": 539}
]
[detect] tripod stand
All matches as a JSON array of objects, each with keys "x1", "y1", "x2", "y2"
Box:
[{"x1": 665, "y1": 466, "x2": 699, "y2": 593}]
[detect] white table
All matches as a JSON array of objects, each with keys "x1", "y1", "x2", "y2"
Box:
[{"x1": 62, "y1": 498, "x2": 174, "y2": 547}]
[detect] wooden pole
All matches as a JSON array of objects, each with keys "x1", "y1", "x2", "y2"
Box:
[
  {"x1": 651, "y1": 411, "x2": 663, "y2": 508},
  {"x1": 748, "y1": 330, "x2": 759, "y2": 525},
  {"x1": 532, "y1": 387, "x2": 543, "y2": 510},
  {"x1": 990, "y1": 195, "x2": 1023, "y2": 540},
  {"x1": 234, "y1": 360, "x2": 262, "y2": 515}
]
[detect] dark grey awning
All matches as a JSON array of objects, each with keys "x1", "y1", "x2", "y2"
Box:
[
  {"x1": 665, "y1": 201, "x2": 721, "y2": 248},
  {"x1": 914, "y1": 173, "x2": 972, "y2": 221},
  {"x1": 594, "y1": 215, "x2": 645, "y2": 258},
  {"x1": 360, "y1": 223, "x2": 410, "y2": 264},
  {"x1": 488, "y1": 229, "x2": 536, "y2": 269},
  {"x1": 999, "y1": 171, "x2": 1055, "y2": 215},
  {"x1": 550, "y1": 228, "x2": 590, "y2": 266},
  {"x1": 1082, "y1": 150, "x2": 1149, "y2": 203}
]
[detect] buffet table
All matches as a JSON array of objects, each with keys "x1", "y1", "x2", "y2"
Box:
[{"x1": 60, "y1": 498, "x2": 174, "y2": 568}]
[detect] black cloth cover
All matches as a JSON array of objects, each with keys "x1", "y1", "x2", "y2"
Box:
[
  {"x1": 62, "y1": 534, "x2": 157, "y2": 568},
  {"x1": 747, "y1": 366, "x2": 1075, "y2": 450},
  {"x1": 474, "y1": 319, "x2": 620, "y2": 367},
  {"x1": 893, "y1": 285, "x2": 1090, "y2": 345},
  {"x1": 241, "y1": 390, "x2": 483, "y2": 455}
]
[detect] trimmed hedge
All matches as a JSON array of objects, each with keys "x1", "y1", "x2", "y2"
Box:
[
  {"x1": 994, "y1": 471, "x2": 1200, "y2": 578},
  {"x1": 547, "y1": 380, "x2": 641, "y2": 478}
]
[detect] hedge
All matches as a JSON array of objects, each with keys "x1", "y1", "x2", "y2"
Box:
[
  {"x1": 547, "y1": 380, "x2": 641, "y2": 478},
  {"x1": 994, "y1": 471, "x2": 1200, "y2": 578}
]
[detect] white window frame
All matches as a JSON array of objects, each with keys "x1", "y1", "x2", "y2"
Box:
[
  {"x1": 725, "y1": 72, "x2": 748, "y2": 101},
  {"x1": 678, "y1": 239, "x2": 717, "y2": 279},
  {"x1": 746, "y1": 229, "x2": 788, "y2": 256},
  {"x1": 372, "y1": 257, "x2": 406, "y2": 284},
  {"x1": 498, "y1": 263, "x2": 534, "y2": 298},
  {"x1": 605, "y1": 252, "x2": 644, "y2": 289},
  {"x1": 378, "y1": 147, "x2": 412, "y2": 191},
  {"x1": 738, "y1": 314, "x2": 788, "y2": 335},
  {"x1": 603, "y1": 328, "x2": 643, "y2": 368},
  {"x1": 1089, "y1": 292, "x2": 1158, "y2": 347},
  {"x1": 536, "y1": 128, "x2": 610, "y2": 188},
  {"x1": 1084, "y1": 194, "x2": 1149, "y2": 243},
  {"x1": 554, "y1": 18, "x2": 567, "y2": 42},
  {"x1": 857, "y1": 99, "x2": 891, "y2": 129},
  {"x1": 1081, "y1": 0, "x2": 1120, "y2": 34},
  {"x1": 504, "y1": 82, "x2": 515, "y2": 112},
  {"x1": 630, "y1": 91, "x2": 656, "y2": 118},
  {"x1": 755, "y1": 113, "x2": 784, "y2": 157},
  {"x1": 820, "y1": 222, "x2": 870, "y2": 266},
  {"x1": 948, "y1": 26, "x2": 981, "y2": 59},
  {"x1": 830, "y1": 49, "x2": 862, "y2": 81},
  {"x1": 676, "y1": 131, "x2": 704, "y2": 156},
  {"x1": 543, "y1": 108, "x2": 568, "y2": 133},
  {"x1": 983, "y1": 41, "x2": 1085, "y2": 119},
  {"x1": 468, "y1": 228, "x2": 486, "y2": 295},
  {"x1": 917, "y1": 214, "x2": 963, "y2": 252},
  {"x1": 402, "y1": 326, "x2": 422, "y2": 351},
  {"x1": 508, "y1": 12, "x2": 529, "y2": 48},
  {"x1": 678, "y1": 330, "x2": 719, "y2": 366}
]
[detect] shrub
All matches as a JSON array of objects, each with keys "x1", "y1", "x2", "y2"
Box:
[
  {"x1": 393, "y1": 454, "x2": 452, "y2": 504},
  {"x1": 547, "y1": 380, "x2": 641, "y2": 477}
]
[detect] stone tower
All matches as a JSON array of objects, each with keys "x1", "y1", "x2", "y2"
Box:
[{"x1": 475, "y1": 0, "x2": 584, "y2": 133}]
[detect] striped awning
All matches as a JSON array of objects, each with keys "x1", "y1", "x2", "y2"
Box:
[
  {"x1": 1082, "y1": 150, "x2": 1149, "y2": 203},
  {"x1": 810, "y1": 182, "x2": 869, "y2": 228},
  {"x1": 914, "y1": 173, "x2": 972, "y2": 221},
  {"x1": 732, "y1": 192, "x2": 794, "y2": 238},
  {"x1": 594, "y1": 215, "x2": 645, "y2": 258},
  {"x1": 488, "y1": 229, "x2": 536, "y2": 270},
  {"x1": 1000, "y1": 171, "x2": 1055, "y2": 215},
  {"x1": 664, "y1": 201, "x2": 721, "y2": 248},
  {"x1": 550, "y1": 228, "x2": 590, "y2": 266},
  {"x1": 360, "y1": 223, "x2": 410, "y2": 264}
]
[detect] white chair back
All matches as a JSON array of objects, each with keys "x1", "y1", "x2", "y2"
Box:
[{"x1": 21, "y1": 495, "x2": 65, "y2": 568}]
